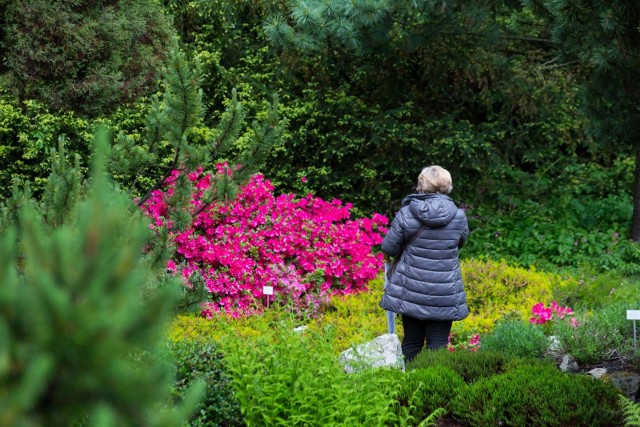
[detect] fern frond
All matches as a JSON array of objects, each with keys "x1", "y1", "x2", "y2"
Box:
[{"x1": 620, "y1": 395, "x2": 640, "y2": 427}]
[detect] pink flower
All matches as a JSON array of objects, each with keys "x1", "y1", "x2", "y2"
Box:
[
  {"x1": 167, "y1": 260, "x2": 177, "y2": 274},
  {"x1": 140, "y1": 167, "x2": 388, "y2": 318},
  {"x1": 529, "y1": 301, "x2": 576, "y2": 330},
  {"x1": 469, "y1": 334, "x2": 480, "y2": 346},
  {"x1": 300, "y1": 176, "x2": 307, "y2": 183}
]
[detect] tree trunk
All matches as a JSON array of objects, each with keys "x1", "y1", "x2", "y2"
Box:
[{"x1": 631, "y1": 147, "x2": 640, "y2": 241}]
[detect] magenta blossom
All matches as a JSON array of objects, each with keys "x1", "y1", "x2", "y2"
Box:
[
  {"x1": 530, "y1": 301, "x2": 577, "y2": 329},
  {"x1": 447, "y1": 333, "x2": 481, "y2": 352},
  {"x1": 142, "y1": 166, "x2": 388, "y2": 318}
]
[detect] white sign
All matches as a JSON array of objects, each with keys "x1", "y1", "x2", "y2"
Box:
[
  {"x1": 627, "y1": 310, "x2": 640, "y2": 320},
  {"x1": 262, "y1": 286, "x2": 274, "y2": 295}
]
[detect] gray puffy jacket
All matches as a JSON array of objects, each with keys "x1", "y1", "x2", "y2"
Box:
[{"x1": 380, "y1": 193, "x2": 469, "y2": 321}]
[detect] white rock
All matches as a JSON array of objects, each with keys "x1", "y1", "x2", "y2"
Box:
[
  {"x1": 558, "y1": 354, "x2": 579, "y2": 373},
  {"x1": 339, "y1": 333, "x2": 405, "y2": 374},
  {"x1": 587, "y1": 368, "x2": 608, "y2": 379}
]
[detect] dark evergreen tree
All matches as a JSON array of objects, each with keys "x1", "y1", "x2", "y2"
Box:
[
  {"x1": 259, "y1": 0, "x2": 581, "y2": 214},
  {"x1": 1, "y1": 0, "x2": 175, "y2": 116},
  {"x1": 526, "y1": 0, "x2": 640, "y2": 240}
]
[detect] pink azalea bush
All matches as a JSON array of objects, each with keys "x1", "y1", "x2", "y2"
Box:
[{"x1": 142, "y1": 166, "x2": 388, "y2": 318}]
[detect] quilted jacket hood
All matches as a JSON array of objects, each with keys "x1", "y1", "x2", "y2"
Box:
[{"x1": 402, "y1": 193, "x2": 458, "y2": 228}]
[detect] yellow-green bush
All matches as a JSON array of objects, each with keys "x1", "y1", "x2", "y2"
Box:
[
  {"x1": 167, "y1": 259, "x2": 576, "y2": 354},
  {"x1": 306, "y1": 276, "x2": 403, "y2": 353},
  {"x1": 168, "y1": 307, "x2": 291, "y2": 344},
  {"x1": 455, "y1": 259, "x2": 576, "y2": 337}
]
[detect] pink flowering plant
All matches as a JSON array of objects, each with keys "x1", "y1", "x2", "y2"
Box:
[
  {"x1": 142, "y1": 166, "x2": 388, "y2": 318},
  {"x1": 529, "y1": 301, "x2": 579, "y2": 334},
  {"x1": 446, "y1": 332, "x2": 481, "y2": 352}
]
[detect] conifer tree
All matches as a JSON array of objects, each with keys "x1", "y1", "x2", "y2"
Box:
[
  {"x1": 42, "y1": 136, "x2": 83, "y2": 228},
  {"x1": 1, "y1": 0, "x2": 174, "y2": 116},
  {"x1": 0, "y1": 135, "x2": 203, "y2": 426},
  {"x1": 111, "y1": 44, "x2": 280, "y2": 222},
  {"x1": 263, "y1": 0, "x2": 498, "y2": 54},
  {"x1": 109, "y1": 44, "x2": 281, "y2": 310},
  {"x1": 526, "y1": 0, "x2": 640, "y2": 240}
]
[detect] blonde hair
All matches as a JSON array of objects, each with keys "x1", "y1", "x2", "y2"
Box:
[{"x1": 416, "y1": 165, "x2": 453, "y2": 194}]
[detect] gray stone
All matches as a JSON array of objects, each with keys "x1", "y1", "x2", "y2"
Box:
[
  {"x1": 587, "y1": 368, "x2": 608, "y2": 379},
  {"x1": 546, "y1": 335, "x2": 562, "y2": 354},
  {"x1": 607, "y1": 372, "x2": 640, "y2": 401},
  {"x1": 339, "y1": 333, "x2": 404, "y2": 374},
  {"x1": 558, "y1": 354, "x2": 579, "y2": 373}
]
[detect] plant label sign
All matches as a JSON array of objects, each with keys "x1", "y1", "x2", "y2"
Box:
[
  {"x1": 627, "y1": 310, "x2": 640, "y2": 320},
  {"x1": 263, "y1": 286, "x2": 274, "y2": 295}
]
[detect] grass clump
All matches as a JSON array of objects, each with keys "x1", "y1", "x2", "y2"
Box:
[{"x1": 481, "y1": 319, "x2": 549, "y2": 358}]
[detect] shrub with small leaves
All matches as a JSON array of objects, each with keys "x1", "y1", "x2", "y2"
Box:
[
  {"x1": 394, "y1": 366, "x2": 465, "y2": 423},
  {"x1": 170, "y1": 340, "x2": 244, "y2": 427},
  {"x1": 408, "y1": 350, "x2": 509, "y2": 383},
  {"x1": 455, "y1": 259, "x2": 572, "y2": 336},
  {"x1": 306, "y1": 274, "x2": 400, "y2": 353},
  {"x1": 451, "y1": 364, "x2": 622, "y2": 426},
  {"x1": 553, "y1": 301, "x2": 631, "y2": 365},
  {"x1": 481, "y1": 319, "x2": 549, "y2": 358}
]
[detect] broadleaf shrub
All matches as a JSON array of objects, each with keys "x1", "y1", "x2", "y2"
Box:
[{"x1": 143, "y1": 169, "x2": 388, "y2": 318}]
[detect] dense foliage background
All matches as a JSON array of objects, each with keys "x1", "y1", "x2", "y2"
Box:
[
  {"x1": 1, "y1": 0, "x2": 639, "y2": 274},
  {"x1": 2, "y1": 2, "x2": 640, "y2": 425}
]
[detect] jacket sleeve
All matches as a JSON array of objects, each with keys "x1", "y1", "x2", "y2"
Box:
[
  {"x1": 381, "y1": 210, "x2": 407, "y2": 257},
  {"x1": 458, "y1": 210, "x2": 469, "y2": 248}
]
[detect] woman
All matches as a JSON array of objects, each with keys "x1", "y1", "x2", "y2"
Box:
[{"x1": 380, "y1": 165, "x2": 469, "y2": 362}]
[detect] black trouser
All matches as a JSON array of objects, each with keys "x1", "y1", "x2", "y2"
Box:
[{"x1": 401, "y1": 315, "x2": 452, "y2": 362}]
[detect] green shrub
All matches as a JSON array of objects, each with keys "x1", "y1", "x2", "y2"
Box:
[
  {"x1": 394, "y1": 366, "x2": 465, "y2": 423},
  {"x1": 307, "y1": 275, "x2": 401, "y2": 352},
  {"x1": 555, "y1": 268, "x2": 640, "y2": 310},
  {"x1": 451, "y1": 364, "x2": 622, "y2": 426},
  {"x1": 456, "y1": 259, "x2": 572, "y2": 336},
  {"x1": 2, "y1": 0, "x2": 173, "y2": 116},
  {"x1": 0, "y1": 97, "x2": 96, "y2": 198},
  {"x1": 171, "y1": 340, "x2": 244, "y2": 427},
  {"x1": 481, "y1": 319, "x2": 549, "y2": 358},
  {"x1": 408, "y1": 350, "x2": 509, "y2": 383},
  {"x1": 554, "y1": 301, "x2": 632, "y2": 365}
]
